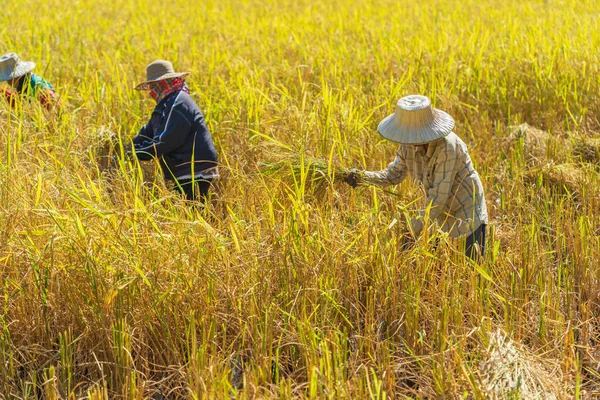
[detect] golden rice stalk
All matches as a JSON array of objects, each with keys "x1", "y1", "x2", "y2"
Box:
[{"x1": 479, "y1": 329, "x2": 566, "y2": 399}]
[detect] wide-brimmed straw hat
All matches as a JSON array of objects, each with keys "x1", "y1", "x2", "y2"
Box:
[
  {"x1": 135, "y1": 60, "x2": 190, "y2": 90},
  {"x1": 377, "y1": 95, "x2": 455, "y2": 145},
  {"x1": 0, "y1": 53, "x2": 35, "y2": 82}
]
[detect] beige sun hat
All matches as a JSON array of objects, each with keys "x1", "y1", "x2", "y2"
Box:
[
  {"x1": 0, "y1": 53, "x2": 36, "y2": 82},
  {"x1": 377, "y1": 95, "x2": 455, "y2": 144},
  {"x1": 134, "y1": 60, "x2": 190, "y2": 90}
]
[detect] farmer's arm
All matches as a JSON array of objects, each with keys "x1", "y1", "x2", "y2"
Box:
[
  {"x1": 362, "y1": 148, "x2": 408, "y2": 187},
  {"x1": 133, "y1": 104, "x2": 191, "y2": 161},
  {"x1": 131, "y1": 122, "x2": 154, "y2": 147},
  {"x1": 410, "y1": 141, "x2": 459, "y2": 235},
  {"x1": 122, "y1": 120, "x2": 155, "y2": 159}
]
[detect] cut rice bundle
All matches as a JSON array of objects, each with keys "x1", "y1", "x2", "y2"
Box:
[
  {"x1": 479, "y1": 329, "x2": 567, "y2": 399},
  {"x1": 88, "y1": 126, "x2": 119, "y2": 171},
  {"x1": 259, "y1": 153, "x2": 350, "y2": 194},
  {"x1": 507, "y1": 123, "x2": 553, "y2": 164},
  {"x1": 572, "y1": 137, "x2": 600, "y2": 163},
  {"x1": 90, "y1": 127, "x2": 160, "y2": 184},
  {"x1": 524, "y1": 163, "x2": 588, "y2": 197}
]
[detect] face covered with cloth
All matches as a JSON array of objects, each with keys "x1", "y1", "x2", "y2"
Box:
[{"x1": 148, "y1": 77, "x2": 189, "y2": 104}]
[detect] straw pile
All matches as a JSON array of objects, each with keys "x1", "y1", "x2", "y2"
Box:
[
  {"x1": 524, "y1": 163, "x2": 587, "y2": 198},
  {"x1": 572, "y1": 137, "x2": 600, "y2": 163},
  {"x1": 508, "y1": 124, "x2": 600, "y2": 168},
  {"x1": 478, "y1": 330, "x2": 566, "y2": 399},
  {"x1": 507, "y1": 123, "x2": 553, "y2": 164}
]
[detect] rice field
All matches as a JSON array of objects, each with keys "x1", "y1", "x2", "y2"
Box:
[{"x1": 1, "y1": 0, "x2": 600, "y2": 398}]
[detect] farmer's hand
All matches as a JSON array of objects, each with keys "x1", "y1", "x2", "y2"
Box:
[{"x1": 344, "y1": 168, "x2": 363, "y2": 188}]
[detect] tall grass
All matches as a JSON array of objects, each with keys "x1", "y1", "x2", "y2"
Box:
[{"x1": 1, "y1": 0, "x2": 600, "y2": 397}]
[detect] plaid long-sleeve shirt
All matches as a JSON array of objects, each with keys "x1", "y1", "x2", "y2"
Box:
[{"x1": 363, "y1": 132, "x2": 488, "y2": 238}]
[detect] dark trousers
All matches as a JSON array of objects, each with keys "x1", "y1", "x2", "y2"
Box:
[
  {"x1": 173, "y1": 178, "x2": 212, "y2": 202},
  {"x1": 465, "y1": 224, "x2": 486, "y2": 260}
]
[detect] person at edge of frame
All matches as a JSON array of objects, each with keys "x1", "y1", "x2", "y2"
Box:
[
  {"x1": 0, "y1": 53, "x2": 57, "y2": 111},
  {"x1": 126, "y1": 59, "x2": 219, "y2": 203},
  {"x1": 344, "y1": 94, "x2": 488, "y2": 260}
]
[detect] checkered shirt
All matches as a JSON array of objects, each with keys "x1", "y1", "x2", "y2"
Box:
[{"x1": 363, "y1": 132, "x2": 488, "y2": 237}]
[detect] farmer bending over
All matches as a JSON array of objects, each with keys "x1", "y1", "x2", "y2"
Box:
[
  {"x1": 0, "y1": 53, "x2": 56, "y2": 110},
  {"x1": 128, "y1": 60, "x2": 218, "y2": 202},
  {"x1": 346, "y1": 95, "x2": 488, "y2": 259}
]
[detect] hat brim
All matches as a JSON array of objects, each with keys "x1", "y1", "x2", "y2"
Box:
[
  {"x1": 0, "y1": 61, "x2": 35, "y2": 82},
  {"x1": 377, "y1": 109, "x2": 455, "y2": 145},
  {"x1": 134, "y1": 72, "x2": 190, "y2": 90}
]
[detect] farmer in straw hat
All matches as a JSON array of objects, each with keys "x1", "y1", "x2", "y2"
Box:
[
  {"x1": 126, "y1": 59, "x2": 218, "y2": 202},
  {"x1": 0, "y1": 53, "x2": 57, "y2": 110},
  {"x1": 345, "y1": 95, "x2": 488, "y2": 259}
]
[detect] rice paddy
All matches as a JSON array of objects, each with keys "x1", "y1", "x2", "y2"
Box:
[{"x1": 1, "y1": 0, "x2": 600, "y2": 398}]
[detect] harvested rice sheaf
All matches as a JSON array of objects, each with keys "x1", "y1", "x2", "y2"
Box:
[
  {"x1": 572, "y1": 137, "x2": 600, "y2": 163},
  {"x1": 91, "y1": 126, "x2": 118, "y2": 156},
  {"x1": 90, "y1": 127, "x2": 160, "y2": 183},
  {"x1": 508, "y1": 123, "x2": 553, "y2": 164},
  {"x1": 259, "y1": 152, "x2": 349, "y2": 193},
  {"x1": 479, "y1": 330, "x2": 567, "y2": 399},
  {"x1": 88, "y1": 126, "x2": 119, "y2": 171},
  {"x1": 524, "y1": 163, "x2": 588, "y2": 197}
]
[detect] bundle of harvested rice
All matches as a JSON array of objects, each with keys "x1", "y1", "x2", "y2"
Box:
[
  {"x1": 524, "y1": 163, "x2": 587, "y2": 197},
  {"x1": 89, "y1": 126, "x2": 119, "y2": 171},
  {"x1": 259, "y1": 153, "x2": 350, "y2": 193},
  {"x1": 572, "y1": 137, "x2": 600, "y2": 163},
  {"x1": 90, "y1": 127, "x2": 161, "y2": 184},
  {"x1": 479, "y1": 329, "x2": 566, "y2": 399},
  {"x1": 507, "y1": 123, "x2": 553, "y2": 164}
]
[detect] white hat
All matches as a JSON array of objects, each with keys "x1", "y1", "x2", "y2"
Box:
[
  {"x1": 377, "y1": 95, "x2": 455, "y2": 144},
  {"x1": 0, "y1": 53, "x2": 35, "y2": 82}
]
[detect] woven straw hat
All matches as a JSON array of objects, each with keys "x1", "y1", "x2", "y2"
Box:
[
  {"x1": 135, "y1": 60, "x2": 190, "y2": 90},
  {"x1": 0, "y1": 53, "x2": 35, "y2": 82},
  {"x1": 377, "y1": 95, "x2": 455, "y2": 144}
]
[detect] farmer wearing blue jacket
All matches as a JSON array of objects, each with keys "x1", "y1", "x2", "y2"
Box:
[{"x1": 130, "y1": 60, "x2": 218, "y2": 202}]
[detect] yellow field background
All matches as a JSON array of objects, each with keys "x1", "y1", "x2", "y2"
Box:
[{"x1": 2, "y1": 0, "x2": 600, "y2": 398}]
